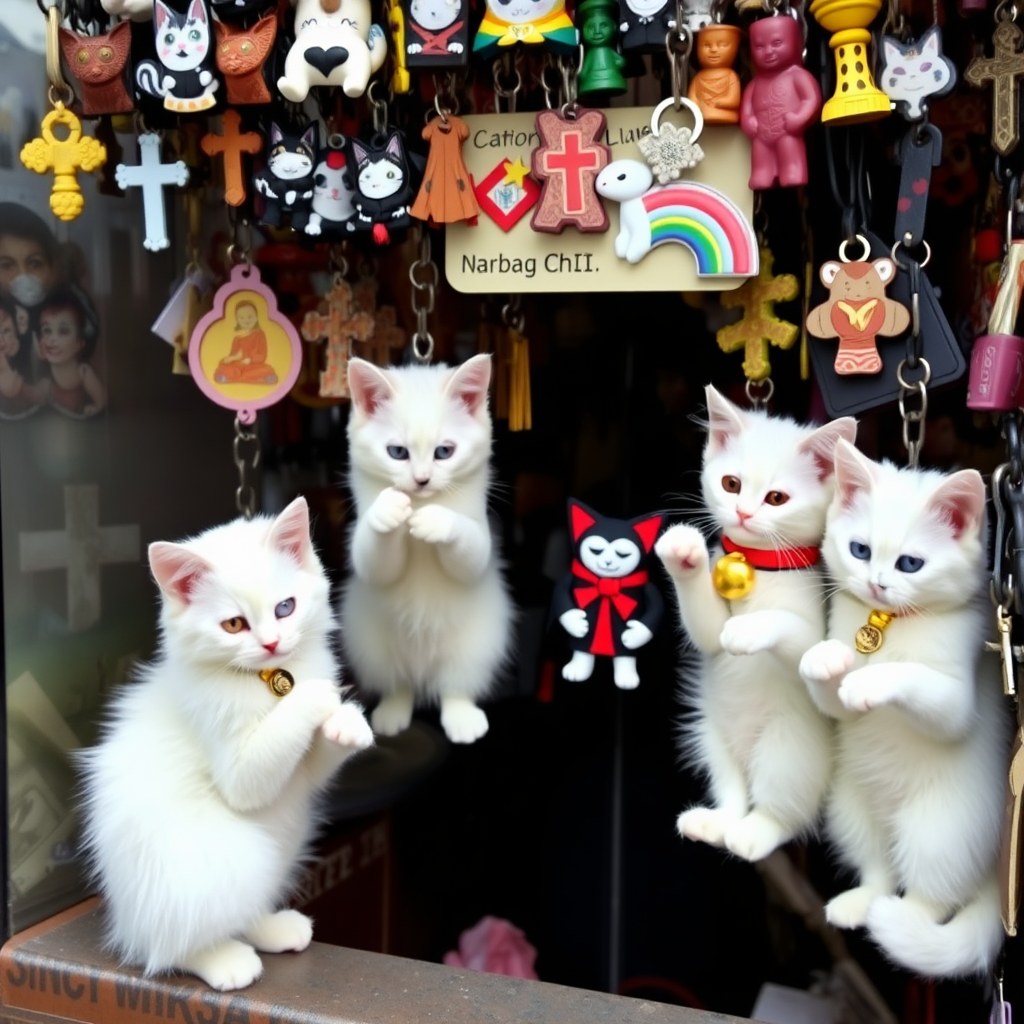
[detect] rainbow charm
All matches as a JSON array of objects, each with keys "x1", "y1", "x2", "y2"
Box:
[{"x1": 595, "y1": 159, "x2": 758, "y2": 276}]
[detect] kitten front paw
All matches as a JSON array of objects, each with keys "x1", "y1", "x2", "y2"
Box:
[
  {"x1": 322, "y1": 703, "x2": 374, "y2": 750},
  {"x1": 676, "y1": 806, "x2": 736, "y2": 847},
  {"x1": 800, "y1": 639, "x2": 855, "y2": 684},
  {"x1": 243, "y1": 909, "x2": 313, "y2": 954},
  {"x1": 826, "y1": 885, "x2": 883, "y2": 929},
  {"x1": 620, "y1": 620, "x2": 653, "y2": 650},
  {"x1": 408, "y1": 504, "x2": 456, "y2": 544},
  {"x1": 371, "y1": 693, "x2": 414, "y2": 736},
  {"x1": 719, "y1": 613, "x2": 780, "y2": 656},
  {"x1": 723, "y1": 811, "x2": 789, "y2": 862},
  {"x1": 367, "y1": 487, "x2": 412, "y2": 533},
  {"x1": 655, "y1": 525, "x2": 709, "y2": 579},
  {"x1": 440, "y1": 697, "x2": 489, "y2": 744},
  {"x1": 292, "y1": 677, "x2": 342, "y2": 722},
  {"x1": 838, "y1": 668, "x2": 895, "y2": 713},
  {"x1": 181, "y1": 939, "x2": 263, "y2": 992},
  {"x1": 559, "y1": 608, "x2": 589, "y2": 638}
]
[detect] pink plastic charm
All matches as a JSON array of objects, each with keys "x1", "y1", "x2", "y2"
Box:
[{"x1": 740, "y1": 17, "x2": 822, "y2": 190}]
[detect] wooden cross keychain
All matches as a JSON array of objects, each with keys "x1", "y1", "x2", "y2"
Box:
[
  {"x1": 116, "y1": 133, "x2": 190, "y2": 251},
  {"x1": 201, "y1": 110, "x2": 262, "y2": 207},
  {"x1": 301, "y1": 278, "x2": 376, "y2": 398},
  {"x1": 964, "y1": 18, "x2": 1024, "y2": 157}
]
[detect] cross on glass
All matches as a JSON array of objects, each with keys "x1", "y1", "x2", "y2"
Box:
[
  {"x1": 964, "y1": 21, "x2": 1024, "y2": 157},
  {"x1": 716, "y1": 249, "x2": 800, "y2": 381},
  {"x1": 531, "y1": 108, "x2": 609, "y2": 232},
  {"x1": 116, "y1": 132, "x2": 190, "y2": 251},
  {"x1": 355, "y1": 305, "x2": 407, "y2": 366},
  {"x1": 19, "y1": 484, "x2": 141, "y2": 632},
  {"x1": 201, "y1": 110, "x2": 262, "y2": 207},
  {"x1": 301, "y1": 279, "x2": 375, "y2": 398}
]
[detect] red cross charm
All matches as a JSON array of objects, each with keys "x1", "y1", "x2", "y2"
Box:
[{"x1": 530, "y1": 108, "x2": 610, "y2": 234}]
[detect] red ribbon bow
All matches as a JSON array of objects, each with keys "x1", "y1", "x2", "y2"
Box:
[{"x1": 571, "y1": 560, "x2": 648, "y2": 657}]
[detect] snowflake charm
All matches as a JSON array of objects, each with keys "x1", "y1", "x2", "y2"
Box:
[{"x1": 640, "y1": 97, "x2": 707, "y2": 185}]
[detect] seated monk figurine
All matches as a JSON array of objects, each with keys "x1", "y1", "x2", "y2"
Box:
[
  {"x1": 214, "y1": 301, "x2": 279, "y2": 385},
  {"x1": 688, "y1": 24, "x2": 742, "y2": 125}
]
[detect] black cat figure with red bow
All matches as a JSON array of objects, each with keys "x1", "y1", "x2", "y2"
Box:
[{"x1": 552, "y1": 499, "x2": 664, "y2": 690}]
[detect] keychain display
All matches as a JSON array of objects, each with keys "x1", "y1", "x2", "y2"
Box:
[
  {"x1": 115, "y1": 133, "x2": 190, "y2": 252},
  {"x1": 411, "y1": 112, "x2": 479, "y2": 225},
  {"x1": 401, "y1": 0, "x2": 470, "y2": 66},
  {"x1": 552, "y1": 500, "x2": 664, "y2": 690},
  {"x1": 201, "y1": 110, "x2": 262, "y2": 207},
  {"x1": 472, "y1": 0, "x2": 578, "y2": 59},
  {"x1": 617, "y1": 0, "x2": 675, "y2": 54},
  {"x1": 879, "y1": 26, "x2": 956, "y2": 121},
  {"x1": 135, "y1": 0, "x2": 222, "y2": 113},
  {"x1": 688, "y1": 24, "x2": 741, "y2": 125},
  {"x1": 639, "y1": 98, "x2": 705, "y2": 183},
  {"x1": 59, "y1": 22, "x2": 134, "y2": 117},
  {"x1": 349, "y1": 131, "x2": 418, "y2": 243},
  {"x1": 578, "y1": 0, "x2": 627, "y2": 97},
  {"x1": 254, "y1": 123, "x2": 318, "y2": 232},
  {"x1": 213, "y1": 13, "x2": 277, "y2": 106},
  {"x1": 276, "y1": 0, "x2": 387, "y2": 101},
  {"x1": 964, "y1": 19, "x2": 1024, "y2": 157},
  {"x1": 306, "y1": 137, "x2": 358, "y2": 236}
]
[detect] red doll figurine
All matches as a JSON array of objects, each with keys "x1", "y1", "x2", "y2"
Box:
[{"x1": 740, "y1": 17, "x2": 821, "y2": 189}]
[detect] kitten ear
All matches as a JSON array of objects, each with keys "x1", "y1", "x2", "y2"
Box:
[
  {"x1": 188, "y1": 0, "x2": 208, "y2": 24},
  {"x1": 149, "y1": 542, "x2": 212, "y2": 605},
  {"x1": 300, "y1": 123, "x2": 319, "y2": 153},
  {"x1": 833, "y1": 438, "x2": 877, "y2": 508},
  {"x1": 798, "y1": 417, "x2": 859, "y2": 481},
  {"x1": 921, "y1": 27, "x2": 940, "y2": 55},
  {"x1": 154, "y1": 0, "x2": 171, "y2": 29},
  {"x1": 704, "y1": 384, "x2": 746, "y2": 457},
  {"x1": 348, "y1": 357, "x2": 394, "y2": 417},
  {"x1": 268, "y1": 496, "x2": 315, "y2": 568},
  {"x1": 446, "y1": 353, "x2": 491, "y2": 417},
  {"x1": 385, "y1": 133, "x2": 403, "y2": 160},
  {"x1": 630, "y1": 513, "x2": 663, "y2": 553},
  {"x1": 882, "y1": 38, "x2": 901, "y2": 65},
  {"x1": 568, "y1": 499, "x2": 598, "y2": 541},
  {"x1": 270, "y1": 122, "x2": 283, "y2": 147},
  {"x1": 926, "y1": 470, "x2": 986, "y2": 539},
  {"x1": 351, "y1": 140, "x2": 369, "y2": 166}
]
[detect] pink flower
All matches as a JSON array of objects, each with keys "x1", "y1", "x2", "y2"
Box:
[{"x1": 443, "y1": 916, "x2": 539, "y2": 980}]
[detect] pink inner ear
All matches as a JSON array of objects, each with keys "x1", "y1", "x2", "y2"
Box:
[
  {"x1": 150, "y1": 543, "x2": 209, "y2": 604},
  {"x1": 155, "y1": 0, "x2": 170, "y2": 28},
  {"x1": 189, "y1": 0, "x2": 207, "y2": 24},
  {"x1": 449, "y1": 357, "x2": 491, "y2": 415},
  {"x1": 348, "y1": 360, "x2": 392, "y2": 416},
  {"x1": 270, "y1": 502, "x2": 311, "y2": 565}
]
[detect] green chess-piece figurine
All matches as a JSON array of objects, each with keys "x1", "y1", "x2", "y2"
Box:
[{"x1": 578, "y1": 0, "x2": 627, "y2": 97}]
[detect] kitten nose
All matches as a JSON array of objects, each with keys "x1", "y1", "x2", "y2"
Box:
[
  {"x1": 736, "y1": 508, "x2": 753, "y2": 523},
  {"x1": 415, "y1": 477, "x2": 431, "y2": 488},
  {"x1": 263, "y1": 640, "x2": 279, "y2": 654}
]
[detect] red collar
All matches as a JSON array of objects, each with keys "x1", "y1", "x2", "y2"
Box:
[{"x1": 721, "y1": 536, "x2": 820, "y2": 571}]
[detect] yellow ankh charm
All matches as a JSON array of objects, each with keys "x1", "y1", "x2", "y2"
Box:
[{"x1": 20, "y1": 103, "x2": 107, "y2": 222}]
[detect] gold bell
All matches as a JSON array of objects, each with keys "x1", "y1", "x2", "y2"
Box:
[
  {"x1": 259, "y1": 668, "x2": 295, "y2": 697},
  {"x1": 712, "y1": 551, "x2": 757, "y2": 600},
  {"x1": 854, "y1": 610, "x2": 894, "y2": 654},
  {"x1": 809, "y1": 0, "x2": 892, "y2": 125}
]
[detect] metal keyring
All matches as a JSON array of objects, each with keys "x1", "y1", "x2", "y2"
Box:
[
  {"x1": 890, "y1": 237, "x2": 932, "y2": 270},
  {"x1": 649, "y1": 96, "x2": 704, "y2": 144},
  {"x1": 837, "y1": 233, "x2": 871, "y2": 263}
]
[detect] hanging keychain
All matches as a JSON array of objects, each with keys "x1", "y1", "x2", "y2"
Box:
[
  {"x1": 964, "y1": 7, "x2": 1024, "y2": 158},
  {"x1": 59, "y1": 19, "x2": 134, "y2": 117},
  {"x1": 116, "y1": 127, "x2": 190, "y2": 252},
  {"x1": 22, "y1": 3, "x2": 107, "y2": 222},
  {"x1": 213, "y1": 12, "x2": 277, "y2": 106},
  {"x1": 301, "y1": 272, "x2": 375, "y2": 399},
  {"x1": 254, "y1": 122, "x2": 318, "y2": 233},
  {"x1": 687, "y1": 12, "x2": 741, "y2": 125}
]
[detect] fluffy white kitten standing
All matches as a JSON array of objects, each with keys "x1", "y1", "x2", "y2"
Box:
[
  {"x1": 800, "y1": 441, "x2": 1011, "y2": 977},
  {"x1": 77, "y1": 498, "x2": 373, "y2": 991},
  {"x1": 342, "y1": 354, "x2": 512, "y2": 745},
  {"x1": 655, "y1": 386, "x2": 856, "y2": 861}
]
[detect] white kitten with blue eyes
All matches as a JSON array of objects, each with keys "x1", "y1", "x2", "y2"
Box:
[
  {"x1": 799, "y1": 441, "x2": 1011, "y2": 978},
  {"x1": 341, "y1": 354, "x2": 512, "y2": 745},
  {"x1": 76, "y1": 498, "x2": 373, "y2": 992},
  {"x1": 655, "y1": 386, "x2": 856, "y2": 862}
]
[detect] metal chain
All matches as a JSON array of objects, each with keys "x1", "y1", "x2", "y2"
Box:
[
  {"x1": 409, "y1": 229, "x2": 438, "y2": 363},
  {"x1": 745, "y1": 378, "x2": 774, "y2": 410},
  {"x1": 896, "y1": 357, "x2": 930, "y2": 469},
  {"x1": 233, "y1": 416, "x2": 260, "y2": 520},
  {"x1": 502, "y1": 293, "x2": 524, "y2": 331}
]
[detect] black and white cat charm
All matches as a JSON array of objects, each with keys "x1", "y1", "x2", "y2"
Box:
[
  {"x1": 254, "y1": 123, "x2": 318, "y2": 232},
  {"x1": 135, "y1": 0, "x2": 222, "y2": 113},
  {"x1": 347, "y1": 131, "x2": 418, "y2": 245},
  {"x1": 305, "y1": 136, "x2": 357, "y2": 238},
  {"x1": 879, "y1": 26, "x2": 956, "y2": 121}
]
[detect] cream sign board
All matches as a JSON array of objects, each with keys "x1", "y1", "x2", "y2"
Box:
[{"x1": 446, "y1": 107, "x2": 755, "y2": 294}]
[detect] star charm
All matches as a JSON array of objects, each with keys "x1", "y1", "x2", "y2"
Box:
[
  {"x1": 502, "y1": 158, "x2": 531, "y2": 189},
  {"x1": 638, "y1": 123, "x2": 705, "y2": 184}
]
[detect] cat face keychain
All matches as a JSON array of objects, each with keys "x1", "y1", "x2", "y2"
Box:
[
  {"x1": 254, "y1": 123, "x2": 318, "y2": 232},
  {"x1": 214, "y1": 13, "x2": 277, "y2": 106},
  {"x1": 135, "y1": 0, "x2": 222, "y2": 113},
  {"x1": 880, "y1": 26, "x2": 956, "y2": 121},
  {"x1": 305, "y1": 136, "x2": 358, "y2": 238},
  {"x1": 348, "y1": 131, "x2": 418, "y2": 244},
  {"x1": 60, "y1": 22, "x2": 134, "y2": 116}
]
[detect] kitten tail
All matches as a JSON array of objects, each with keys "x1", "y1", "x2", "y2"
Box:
[{"x1": 865, "y1": 877, "x2": 1003, "y2": 979}]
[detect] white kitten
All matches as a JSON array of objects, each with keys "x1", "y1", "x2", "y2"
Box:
[
  {"x1": 341, "y1": 355, "x2": 512, "y2": 745},
  {"x1": 800, "y1": 441, "x2": 1011, "y2": 977},
  {"x1": 655, "y1": 386, "x2": 856, "y2": 862},
  {"x1": 76, "y1": 498, "x2": 373, "y2": 992}
]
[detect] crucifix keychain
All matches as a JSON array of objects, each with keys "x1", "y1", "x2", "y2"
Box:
[
  {"x1": 965, "y1": 14, "x2": 1024, "y2": 157},
  {"x1": 116, "y1": 131, "x2": 190, "y2": 251},
  {"x1": 301, "y1": 276, "x2": 375, "y2": 398}
]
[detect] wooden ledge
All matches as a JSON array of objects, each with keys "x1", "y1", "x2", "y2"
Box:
[{"x1": 0, "y1": 899, "x2": 745, "y2": 1024}]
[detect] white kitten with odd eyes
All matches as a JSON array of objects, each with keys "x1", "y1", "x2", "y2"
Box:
[
  {"x1": 655, "y1": 386, "x2": 857, "y2": 862},
  {"x1": 76, "y1": 498, "x2": 373, "y2": 992},
  {"x1": 799, "y1": 442, "x2": 1011, "y2": 978},
  {"x1": 341, "y1": 355, "x2": 512, "y2": 745}
]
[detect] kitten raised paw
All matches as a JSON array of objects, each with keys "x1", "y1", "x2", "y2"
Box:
[
  {"x1": 322, "y1": 704, "x2": 374, "y2": 749},
  {"x1": 723, "y1": 811, "x2": 789, "y2": 862},
  {"x1": 367, "y1": 487, "x2": 412, "y2": 533},
  {"x1": 826, "y1": 885, "x2": 883, "y2": 929},
  {"x1": 371, "y1": 693, "x2": 414, "y2": 736},
  {"x1": 676, "y1": 806, "x2": 736, "y2": 847},
  {"x1": 440, "y1": 697, "x2": 489, "y2": 744},
  {"x1": 654, "y1": 525, "x2": 709, "y2": 578},
  {"x1": 719, "y1": 613, "x2": 781, "y2": 656},
  {"x1": 408, "y1": 504, "x2": 457, "y2": 545},
  {"x1": 800, "y1": 639, "x2": 854, "y2": 684},
  {"x1": 838, "y1": 668, "x2": 895, "y2": 713},
  {"x1": 181, "y1": 939, "x2": 263, "y2": 992},
  {"x1": 243, "y1": 909, "x2": 313, "y2": 953}
]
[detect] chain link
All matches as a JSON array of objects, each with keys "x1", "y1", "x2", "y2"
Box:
[
  {"x1": 409, "y1": 229, "x2": 438, "y2": 363},
  {"x1": 233, "y1": 416, "x2": 260, "y2": 520},
  {"x1": 745, "y1": 377, "x2": 774, "y2": 410},
  {"x1": 993, "y1": 413, "x2": 1024, "y2": 615},
  {"x1": 896, "y1": 357, "x2": 930, "y2": 469},
  {"x1": 502, "y1": 293, "x2": 525, "y2": 331}
]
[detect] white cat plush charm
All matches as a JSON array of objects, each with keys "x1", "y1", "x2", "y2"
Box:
[
  {"x1": 277, "y1": 0, "x2": 387, "y2": 102},
  {"x1": 77, "y1": 498, "x2": 373, "y2": 992},
  {"x1": 341, "y1": 355, "x2": 512, "y2": 745},
  {"x1": 799, "y1": 441, "x2": 1012, "y2": 978},
  {"x1": 879, "y1": 26, "x2": 956, "y2": 121},
  {"x1": 655, "y1": 386, "x2": 856, "y2": 862}
]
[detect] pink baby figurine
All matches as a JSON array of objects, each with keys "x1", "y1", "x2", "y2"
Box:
[{"x1": 740, "y1": 16, "x2": 821, "y2": 189}]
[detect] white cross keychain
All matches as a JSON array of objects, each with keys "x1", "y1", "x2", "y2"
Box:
[{"x1": 116, "y1": 133, "x2": 189, "y2": 252}]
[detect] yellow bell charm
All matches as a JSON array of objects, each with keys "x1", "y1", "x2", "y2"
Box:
[
  {"x1": 854, "y1": 610, "x2": 894, "y2": 654},
  {"x1": 259, "y1": 668, "x2": 295, "y2": 697},
  {"x1": 712, "y1": 551, "x2": 757, "y2": 600},
  {"x1": 809, "y1": 0, "x2": 892, "y2": 125}
]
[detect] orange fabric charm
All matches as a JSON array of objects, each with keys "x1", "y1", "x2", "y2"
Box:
[{"x1": 410, "y1": 114, "x2": 479, "y2": 225}]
